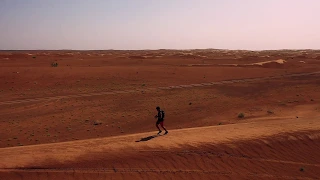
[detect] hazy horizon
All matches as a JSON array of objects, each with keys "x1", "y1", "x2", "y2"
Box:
[{"x1": 1, "y1": 0, "x2": 320, "y2": 50}]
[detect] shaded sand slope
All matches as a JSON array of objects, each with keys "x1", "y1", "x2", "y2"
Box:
[{"x1": 1, "y1": 115, "x2": 320, "y2": 180}]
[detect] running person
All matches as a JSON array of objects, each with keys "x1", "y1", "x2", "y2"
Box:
[{"x1": 155, "y1": 106, "x2": 168, "y2": 135}]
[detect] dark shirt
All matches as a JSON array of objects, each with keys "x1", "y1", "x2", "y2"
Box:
[{"x1": 157, "y1": 111, "x2": 164, "y2": 121}]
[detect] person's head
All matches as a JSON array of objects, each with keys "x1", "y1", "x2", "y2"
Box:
[{"x1": 156, "y1": 106, "x2": 160, "y2": 112}]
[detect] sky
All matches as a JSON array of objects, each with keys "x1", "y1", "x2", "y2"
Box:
[{"x1": 0, "y1": 0, "x2": 320, "y2": 50}]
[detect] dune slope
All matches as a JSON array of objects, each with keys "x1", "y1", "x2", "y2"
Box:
[{"x1": 0, "y1": 115, "x2": 319, "y2": 180}]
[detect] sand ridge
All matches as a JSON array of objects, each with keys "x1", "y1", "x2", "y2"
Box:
[{"x1": 1, "y1": 115, "x2": 320, "y2": 179}]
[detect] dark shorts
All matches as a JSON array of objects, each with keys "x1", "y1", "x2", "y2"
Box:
[{"x1": 156, "y1": 119, "x2": 164, "y2": 126}]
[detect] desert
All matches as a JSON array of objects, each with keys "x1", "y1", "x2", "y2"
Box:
[{"x1": 0, "y1": 49, "x2": 320, "y2": 179}]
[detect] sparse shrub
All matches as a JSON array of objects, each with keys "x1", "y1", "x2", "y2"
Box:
[
  {"x1": 238, "y1": 113, "x2": 245, "y2": 118},
  {"x1": 51, "y1": 62, "x2": 58, "y2": 67},
  {"x1": 32, "y1": 56, "x2": 36, "y2": 59},
  {"x1": 93, "y1": 121, "x2": 102, "y2": 125},
  {"x1": 277, "y1": 100, "x2": 286, "y2": 105},
  {"x1": 300, "y1": 167, "x2": 305, "y2": 172},
  {"x1": 267, "y1": 110, "x2": 274, "y2": 114}
]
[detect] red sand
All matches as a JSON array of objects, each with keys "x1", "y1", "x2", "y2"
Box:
[{"x1": 0, "y1": 49, "x2": 320, "y2": 179}]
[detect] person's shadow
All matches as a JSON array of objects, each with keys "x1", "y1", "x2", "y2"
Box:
[{"x1": 135, "y1": 135, "x2": 159, "y2": 142}]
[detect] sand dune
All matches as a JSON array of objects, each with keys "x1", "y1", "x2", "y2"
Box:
[
  {"x1": 1, "y1": 116, "x2": 319, "y2": 179},
  {"x1": 251, "y1": 59, "x2": 286, "y2": 65},
  {"x1": 1, "y1": 49, "x2": 320, "y2": 180},
  {"x1": 218, "y1": 59, "x2": 287, "y2": 68}
]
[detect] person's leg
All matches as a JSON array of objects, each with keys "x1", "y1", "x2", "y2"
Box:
[
  {"x1": 160, "y1": 121, "x2": 168, "y2": 133},
  {"x1": 156, "y1": 121, "x2": 162, "y2": 133}
]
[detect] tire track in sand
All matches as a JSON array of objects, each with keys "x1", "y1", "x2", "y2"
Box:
[
  {"x1": 1, "y1": 71, "x2": 319, "y2": 106},
  {"x1": 0, "y1": 168, "x2": 314, "y2": 180}
]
